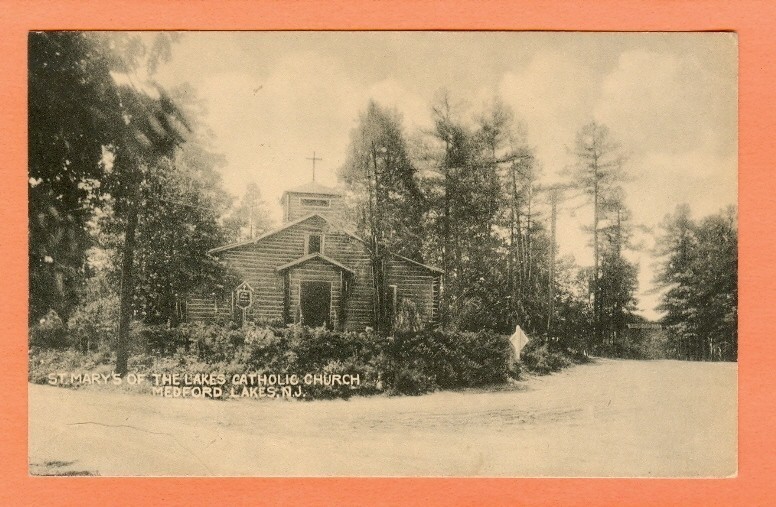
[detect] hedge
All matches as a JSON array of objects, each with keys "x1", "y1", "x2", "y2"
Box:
[{"x1": 29, "y1": 318, "x2": 518, "y2": 399}]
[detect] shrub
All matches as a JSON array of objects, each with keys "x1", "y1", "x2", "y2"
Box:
[
  {"x1": 391, "y1": 363, "x2": 436, "y2": 396},
  {"x1": 521, "y1": 340, "x2": 573, "y2": 375},
  {"x1": 383, "y1": 328, "x2": 514, "y2": 394},
  {"x1": 30, "y1": 310, "x2": 69, "y2": 349},
  {"x1": 67, "y1": 294, "x2": 118, "y2": 352},
  {"x1": 394, "y1": 298, "x2": 423, "y2": 332},
  {"x1": 185, "y1": 323, "x2": 238, "y2": 362},
  {"x1": 301, "y1": 358, "x2": 382, "y2": 400},
  {"x1": 132, "y1": 325, "x2": 173, "y2": 356},
  {"x1": 28, "y1": 348, "x2": 113, "y2": 385},
  {"x1": 29, "y1": 321, "x2": 538, "y2": 400},
  {"x1": 228, "y1": 326, "x2": 384, "y2": 399}
]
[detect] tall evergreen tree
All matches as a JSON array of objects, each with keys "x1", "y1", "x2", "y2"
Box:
[
  {"x1": 655, "y1": 205, "x2": 737, "y2": 360},
  {"x1": 420, "y1": 91, "x2": 510, "y2": 331},
  {"x1": 223, "y1": 182, "x2": 273, "y2": 243},
  {"x1": 567, "y1": 121, "x2": 627, "y2": 347},
  {"x1": 655, "y1": 204, "x2": 699, "y2": 358},
  {"x1": 596, "y1": 190, "x2": 639, "y2": 348},
  {"x1": 339, "y1": 100, "x2": 425, "y2": 331},
  {"x1": 28, "y1": 32, "x2": 129, "y2": 322}
]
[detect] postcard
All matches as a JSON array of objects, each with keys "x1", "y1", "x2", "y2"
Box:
[{"x1": 26, "y1": 30, "x2": 738, "y2": 479}]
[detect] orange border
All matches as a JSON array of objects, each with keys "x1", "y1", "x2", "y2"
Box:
[{"x1": 1, "y1": 1, "x2": 773, "y2": 505}]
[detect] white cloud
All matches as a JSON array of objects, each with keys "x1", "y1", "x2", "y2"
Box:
[
  {"x1": 367, "y1": 79, "x2": 430, "y2": 131},
  {"x1": 629, "y1": 149, "x2": 737, "y2": 224},
  {"x1": 191, "y1": 52, "x2": 433, "y2": 223},
  {"x1": 499, "y1": 52, "x2": 601, "y2": 181},
  {"x1": 194, "y1": 52, "x2": 368, "y2": 219},
  {"x1": 595, "y1": 50, "x2": 736, "y2": 158},
  {"x1": 154, "y1": 33, "x2": 736, "y2": 319}
]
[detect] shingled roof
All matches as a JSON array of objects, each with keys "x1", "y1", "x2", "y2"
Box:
[
  {"x1": 283, "y1": 181, "x2": 343, "y2": 196},
  {"x1": 207, "y1": 213, "x2": 443, "y2": 273},
  {"x1": 275, "y1": 252, "x2": 355, "y2": 275}
]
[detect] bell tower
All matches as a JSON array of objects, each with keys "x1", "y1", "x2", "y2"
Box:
[{"x1": 282, "y1": 181, "x2": 344, "y2": 223}]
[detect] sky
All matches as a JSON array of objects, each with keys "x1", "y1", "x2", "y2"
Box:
[{"x1": 152, "y1": 32, "x2": 738, "y2": 320}]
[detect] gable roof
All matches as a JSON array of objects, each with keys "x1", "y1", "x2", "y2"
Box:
[
  {"x1": 208, "y1": 212, "x2": 443, "y2": 274},
  {"x1": 208, "y1": 213, "x2": 360, "y2": 255},
  {"x1": 284, "y1": 181, "x2": 343, "y2": 196},
  {"x1": 276, "y1": 252, "x2": 355, "y2": 274},
  {"x1": 392, "y1": 253, "x2": 444, "y2": 274}
]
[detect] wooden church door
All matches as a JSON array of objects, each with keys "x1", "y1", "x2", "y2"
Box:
[{"x1": 300, "y1": 281, "x2": 331, "y2": 328}]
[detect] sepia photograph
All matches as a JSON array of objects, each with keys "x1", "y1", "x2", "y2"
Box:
[{"x1": 27, "y1": 31, "x2": 737, "y2": 477}]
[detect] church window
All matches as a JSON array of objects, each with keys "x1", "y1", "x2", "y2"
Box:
[
  {"x1": 307, "y1": 234, "x2": 323, "y2": 254},
  {"x1": 301, "y1": 198, "x2": 330, "y2": 207}
]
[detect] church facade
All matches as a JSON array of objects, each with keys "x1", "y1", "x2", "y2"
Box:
[{"x1": 186, "y1": 181, "x2": 442, "y2": 331}]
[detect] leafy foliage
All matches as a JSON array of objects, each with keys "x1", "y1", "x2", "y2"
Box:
[
  {"x1": 384, "y1": 329, "x2": 515, "y2": 393},
  {"x1": 28, "y1": 32, "x2": 128, "y2": 322},
  {"x1": 222, "y1": 182, "x2": 274, "y2": 243},
  {"x1": 67, "y1": 290, "x2": 119, "y2": 353},
  {"x1": 340, "y1": 101, "x2": 426, "y2": 258},
  {"x1": 520, "y1": 341, "x2": 572, "y2": 375},
  {"x1": 419, "y1": 92, "x2": 517, "y2": 332},
  {"x1": 129, "y1": 142, "x2": 233, "y2": 325},
  {"x1": 339, "y1": 101, "x2": 427, "y2": 332},
  {"x1": 29, "y1": 323, "x2": 515, "y2": 399},
  {"x1": 29, "y1": 311, "x2": 69, "y2": 349},
  {"x1": 655, "y1": 205, "x2": 737, "y2": 361},
  {"x1": 567, "y1": 121, "x2": 631, "y2": 348}
]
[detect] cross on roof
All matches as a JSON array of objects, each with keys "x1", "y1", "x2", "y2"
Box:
[{"x1": 306, "y1": 151, "x2": 323, "y2": 182}]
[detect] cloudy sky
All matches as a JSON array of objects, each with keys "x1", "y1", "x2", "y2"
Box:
[{"x1": 153, "y1": 32, "x2": 738, "y2": 319}]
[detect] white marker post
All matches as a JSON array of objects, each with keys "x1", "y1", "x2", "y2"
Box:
[{"x1": 509, "y1": 325, "x2": 530, "y2": 362}]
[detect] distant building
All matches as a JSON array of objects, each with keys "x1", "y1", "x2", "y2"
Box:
[{"x1": 187, "y1": 181, "x2": 442, "y2": 331}]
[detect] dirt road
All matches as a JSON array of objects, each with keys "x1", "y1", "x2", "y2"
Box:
[{"x1": 28, "y1": 358, "x2": 737, "y2": 477}]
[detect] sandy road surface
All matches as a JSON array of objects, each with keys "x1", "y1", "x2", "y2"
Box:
[{"x1": 28, "y1": 359, "x2": 736, "y2": 477}]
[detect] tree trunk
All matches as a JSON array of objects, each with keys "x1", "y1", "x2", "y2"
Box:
[
  {"x1": 369, "y1": 143, "x2": 388, "y2": 333},
  {"x1": 592, "y1": 154, "x2": 601, "y2": 348},
  {"x1": 508, "y1": 165, "x2": 517, "y2": 328},
  {"x1": 441, "y1": 142, "x2": 451, "y2": 327},
  {"x1": 116, "y1": 191, "x2": 139, "y2": 376},
  {"x1": 547, "y1": 191, "x2": 557, "y2": 333}
]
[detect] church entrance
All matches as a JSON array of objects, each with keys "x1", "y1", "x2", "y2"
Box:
[{"x1": 300, "y1": 281, "x2": 331, "y2": 328}]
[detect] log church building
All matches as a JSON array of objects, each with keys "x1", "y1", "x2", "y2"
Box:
[{"x1": 187, "y1": 181, "x2": 442, "y2": 331}]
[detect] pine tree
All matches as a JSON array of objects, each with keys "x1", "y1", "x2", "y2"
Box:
[
  {"x1": 28, "y1": 32, "x2": 129, "y2": 322},
  {"x1": 223, "y1": 182, "x2": 273, "y2": 242},
  {"x1": 419, "y1": 92, "x2": 513, "y2": 331},
  {"x1": 655, "y1": 205, "x2": 737, "y2": 361},
  {"x1": 339, "y1": 100, "x2": 425, "y2": 332},
  {"x1": 568, "y1": 121, "x2": 627, "y2": 347}
]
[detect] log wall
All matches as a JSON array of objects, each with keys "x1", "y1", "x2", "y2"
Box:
[
  {"x1": 187, "y1": 214, "x2": 441, "y2": 330},
  {"x1": 285, "y1": 192, "x2": 346, "y2": 222}
]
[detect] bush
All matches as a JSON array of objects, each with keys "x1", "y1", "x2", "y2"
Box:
[
  {"x1": 383, "y1": 328, "x2": 514, "y2": 394},
  {"x1": 394, "y1": 298, "x2": 423, "y2": 332},
  {"x1": 181, "y1": 322, "x2": 242, "y2": 363},
  {"x1": 392, "y1": 364, "x2": 436, "y2": 396},
  {"x1": 29, "y1": 348, "x2": 113, "y2": 385},
  {"x1": 237, "y1": 325, "x2": 384, "y2": 399},
  {"x1": 29, "y1": 321, "x2": 528, "y2": 400},
  {"x1": 67, "y1": 294, "x2": 118, "y2": 352},
  {"x1": 300, "y1": 358, "x2": 383, "y2": 400},
  {"x1": 521, "y1": 340, "x2": 574, "y2": 375},
  {"x1": 30, "y1": 310, "x2": 69, "y2": 349}
]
